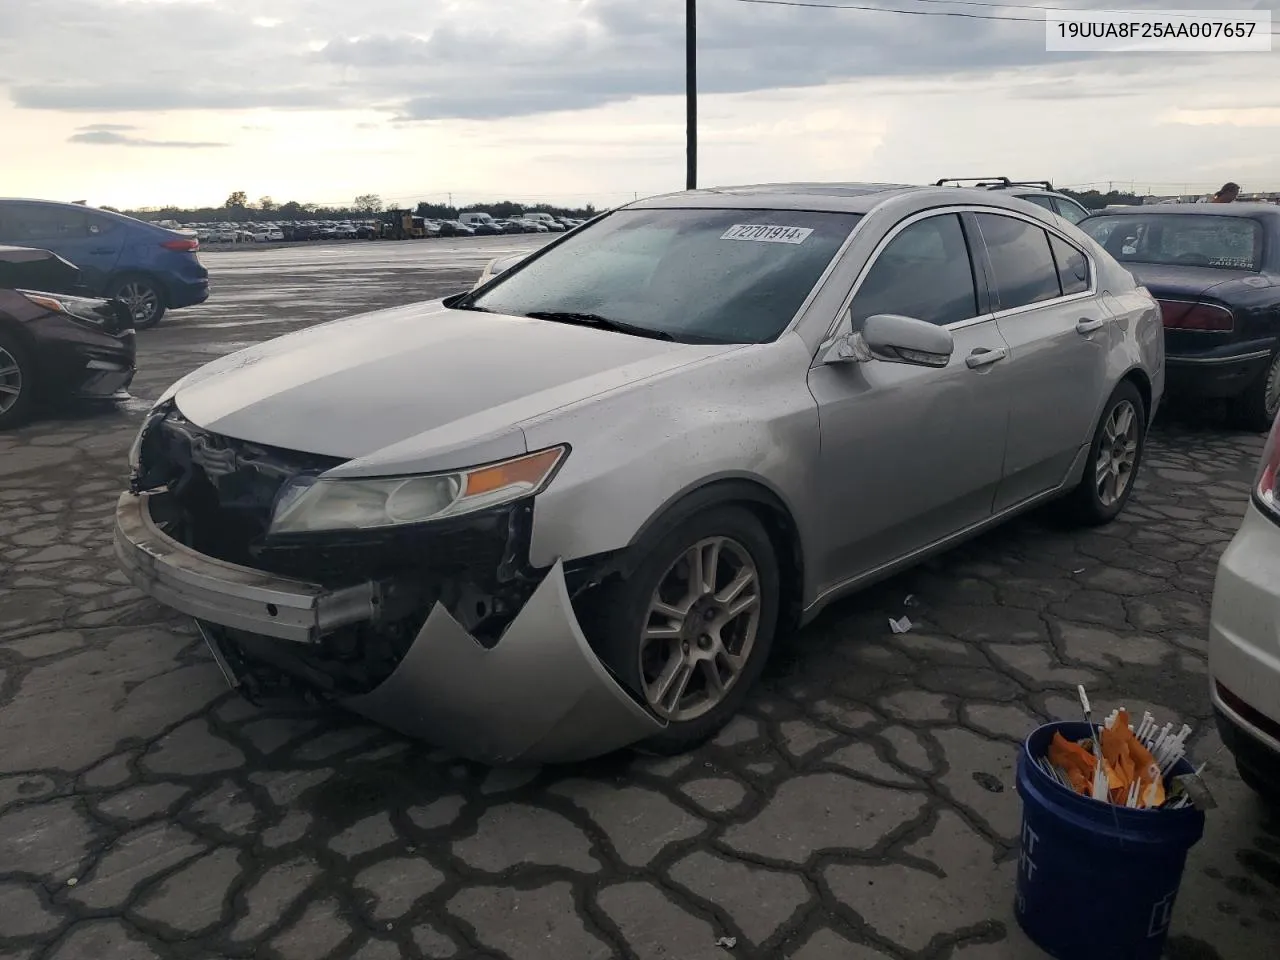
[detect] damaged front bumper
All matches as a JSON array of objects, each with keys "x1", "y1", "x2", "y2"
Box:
[{"x1": 114, "y1": 490, "x2": 662, "y2": 763}]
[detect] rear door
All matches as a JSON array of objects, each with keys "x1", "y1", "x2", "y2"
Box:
[
  {"x1": 973, "y1": 211, "x2": 1110, "y2": 511},
  {"x1": 807, "y1": 212, "x2": 1013, "y2": 594}
]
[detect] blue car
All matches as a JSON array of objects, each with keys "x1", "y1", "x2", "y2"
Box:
[{"x1": 0, "y1": 198, "x2": 209, "y2": 328}]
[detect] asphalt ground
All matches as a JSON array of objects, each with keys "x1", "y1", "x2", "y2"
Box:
[{"x1": 0, "y1": 236, "x2": 1277, "y2": 960}]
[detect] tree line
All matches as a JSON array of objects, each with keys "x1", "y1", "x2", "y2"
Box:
[
  {"x1": 119, "y1": 192, "x2": 598, "y2": 224},
  {"x1": 1058, "y1": 188, "x2": 1144, "y2": 210},
  {"x1": 112, "y1": 186, "x2": 1151, "y2": 225}
]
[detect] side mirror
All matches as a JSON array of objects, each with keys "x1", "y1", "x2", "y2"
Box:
[{"x1": 861, "y1": 313, "x2": 954, "y2": 367}]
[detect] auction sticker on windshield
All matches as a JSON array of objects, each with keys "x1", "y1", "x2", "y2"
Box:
[{"x1": 721, "y1": 224, "x2": 814, "y2": 244}]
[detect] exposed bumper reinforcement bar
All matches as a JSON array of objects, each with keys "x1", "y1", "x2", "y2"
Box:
[
  {"x1": 115, "y1": 490, "x2": 665, "y2": 764},
  {"x1": 114, "y1": 491, "x2": 378, "y2": 643}
]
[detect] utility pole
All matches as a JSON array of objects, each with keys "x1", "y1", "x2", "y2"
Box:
[{"x1": 686, "y1": 0, "x2": 697, "y2": 191}]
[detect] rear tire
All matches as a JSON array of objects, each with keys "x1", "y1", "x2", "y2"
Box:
[
  {"x1": 0, "y1": 327, "x2": 37, "y2": 431},
  {"x1": 109, "y1": 275, "x2": 167, "y2": 329},
  {"x1": 577, "y1": 505, "x2": 780, "y2": 755},
  {"x1": 1231, "y1": 351, "x2": 1280, "y2": 432},
  {"x1": 1062, "y1": 380, "x2": 1146, "y2": 526}
]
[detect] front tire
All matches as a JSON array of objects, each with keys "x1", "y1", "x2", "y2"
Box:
[
  {"x1": 1232, "y1": 351, "x2": 1280, "y2": 432},
  {"x1": 0, "y1": 328, "x2": 37, "y2": 431},
  {"x1": 109, "y1": 275, "x2": 167, "y2": 329},
  {"x1": 1063, "y1": 380, "x2": 1146, "y2": 526},
  {"x1": 578, "y1": 505, "x2": 780, "y2": 755}
]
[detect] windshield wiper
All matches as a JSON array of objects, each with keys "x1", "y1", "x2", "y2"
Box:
[{"x1": 524, "y1": 310, "x2": 675, "y2": 341}]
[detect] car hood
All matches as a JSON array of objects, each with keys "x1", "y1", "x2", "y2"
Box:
[
  {"x1": 1123, "y1": 263, "x2": 1264, "y2": 299},
  {"x1": 170, "y1": 301, "x2": 737, "y2": 470}
]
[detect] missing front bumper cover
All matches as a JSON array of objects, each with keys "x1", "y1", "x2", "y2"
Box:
[{"x1": 115, "y1": 490, "x2": 664, "y2": 763}]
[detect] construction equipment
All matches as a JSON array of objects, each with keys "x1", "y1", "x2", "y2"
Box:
[{"x1": 379, "y1": 209, "x2": 426, "y2": 240}]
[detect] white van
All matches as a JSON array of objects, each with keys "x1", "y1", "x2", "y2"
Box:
[{"x1": 459, "y1": 212, "x2": 496, "y2": 226}]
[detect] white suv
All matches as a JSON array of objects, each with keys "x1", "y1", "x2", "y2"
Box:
[{"x1": 1209, "y1": 414, "x2": 1280, "y2": 803}]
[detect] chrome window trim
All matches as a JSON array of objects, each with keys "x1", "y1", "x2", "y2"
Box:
[
  {"x1": 973, "y1": 209, "x2": 1099, "y2": 317},
  {"x1": 822, "y1": 207, "x2": 978, "y2": 342},
  {"x1": 819, "y1": 203, "x2": 1100, "y2": 350},
  {"x1": 819, "y1": 205, "x2": 1099, "y2": 345}
]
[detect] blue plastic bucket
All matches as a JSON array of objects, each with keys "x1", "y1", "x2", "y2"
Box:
[{"x1": 1014, "y1": 721, "x2": 1206, "y2": 960}]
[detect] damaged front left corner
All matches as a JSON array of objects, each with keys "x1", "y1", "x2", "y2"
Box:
[{"x1": 343, "y1": 559, "x2": 665, "y2": 764}]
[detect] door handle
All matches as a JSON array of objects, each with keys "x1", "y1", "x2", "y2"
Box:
[
  {"x1": 966, "y1": 347, "x2": 1008, "y2": 369},
  {"x1": 90, "y1": 248, "x2": 115, "y2": 255},
  {"x1": 1076, "y1": 318, "x2": 1107, "y2": 334}
]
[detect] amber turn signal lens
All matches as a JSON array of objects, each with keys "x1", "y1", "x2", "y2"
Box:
[{"x1": 463, "y1": 447, "x2": 565, "y2": 497}]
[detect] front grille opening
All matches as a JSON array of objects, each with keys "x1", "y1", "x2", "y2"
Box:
[{"x1": 136, "y1": 405, "x2": 345, "y2": 567}]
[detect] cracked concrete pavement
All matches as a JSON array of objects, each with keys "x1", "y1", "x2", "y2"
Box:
[{"x1": 1, "y1": 237, "x2": 1278, "y2": 960}]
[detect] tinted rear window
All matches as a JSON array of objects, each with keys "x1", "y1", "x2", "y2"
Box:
[
  {"x1": 975, "y1": 213, "x2": 1062, "y2": 310},
  {"x1": 1081, "y1": 214, "x2": 1263, "y2": 270}
]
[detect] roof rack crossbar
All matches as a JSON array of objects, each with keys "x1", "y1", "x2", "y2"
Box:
[{"x1": 934, "y1": 177, "x2": 1055, "y2": 191}]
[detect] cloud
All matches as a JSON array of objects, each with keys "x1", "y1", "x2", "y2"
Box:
[
  {"x1": 0, "y1": 0, "x2": 1181, "y2": 121},
  {"x1": 15, "y1": 84, "x2": 339, "y2": 112},
  {"x1": 68, "y1": 126, "x2": 228, "y2": 148}
]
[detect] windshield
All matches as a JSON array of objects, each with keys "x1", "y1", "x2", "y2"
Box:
[
  {"x1": 1081, "y1": 214, "x2": 1263, "y2": 271},
  {"x1": 467, "y1": 207, "x2": 861, "y2": 344}
]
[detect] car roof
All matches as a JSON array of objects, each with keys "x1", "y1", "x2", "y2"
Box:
[
  {"x1": 1081, "y1": 202, "x2": 1280, "y2": 221},
  {"x1": 627, "y1": 182, "x2": 1050, "y2": 215},
  {"x1": 0, "y1": 197, "x2": 169, "y2": 230}
]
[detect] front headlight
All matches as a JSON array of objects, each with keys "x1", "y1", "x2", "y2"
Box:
[
  {"x1": 268, "y1": 445, "x2": 568, "y2": 535},
  {"x1": 21, "y1": 291, "x2": 115, "y2": 328}
]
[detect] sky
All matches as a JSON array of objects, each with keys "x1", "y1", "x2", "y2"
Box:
[{"x1": 1, "y1": 0, "x2": 1278, "y2": 210}]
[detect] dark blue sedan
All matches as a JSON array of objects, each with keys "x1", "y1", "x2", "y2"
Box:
[
  {"x1": 0, "y1": 198, "x2": 209, "y2": 328},
  {"x1": 1081, "y1": 204, "x2": 1280, "y2": 429}
]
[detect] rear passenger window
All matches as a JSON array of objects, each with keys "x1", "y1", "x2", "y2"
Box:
[
  {"x1": 5, "y1": 207, "x2": 88, "y2": 242},
  {"x1": 850, "y1": 214, "x2": 979, "y2": 328},
  {"x1": 975, "y1": 214, "x2": 1061, "y2": 311},
  {"x1": 1049, "y1": 235, "x2": 1089, "y2": 296},
  {"x1": 1052, "y1": 198, "x2": 1087, "y2": 224},
  {"x1": 1021, "y1": 195, "x2": 1056, "y2": 213}
]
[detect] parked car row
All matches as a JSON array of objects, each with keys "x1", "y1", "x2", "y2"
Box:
[
  {"x1": 189, "y1": 221, "x2": 381, "y2": 244},
  {"x1": 184, "y1": 213, "x2": 587, "y2": 244}
]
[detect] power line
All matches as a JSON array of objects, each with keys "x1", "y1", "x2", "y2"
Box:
[
  {"x1": 727, "y1": 0, "x2": 1040, "y2": 23},
  {"x1": 724, "y1": 0, "x2": 1280, "y2": 32}
]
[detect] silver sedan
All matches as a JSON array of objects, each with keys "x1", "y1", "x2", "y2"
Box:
[{"x1": 115, "y1": 183, "x2": 1164, "y2": 764}]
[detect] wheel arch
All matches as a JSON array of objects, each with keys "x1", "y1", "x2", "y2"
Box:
[
  {"x1": 601, "y1": 475, "x2": 807, "y2": 639},
  {"x1": 1119, "y1": 366, "x2": 1153, "y2": 421},
  {"x1": 107, "y1": 269, "x2": 170, "y2": 305}
]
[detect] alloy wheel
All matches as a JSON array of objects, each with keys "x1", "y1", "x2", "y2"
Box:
[
  {"x1": 0, "y1": 346, "x2": 22, "y2": 415},
  {"x1": 639, "y1": 536, "x2": 761, "y2": 722},
  {"x1": 1095, "y1": 399, "x2": 1139, "y2": 507},
  {"x1": 1264, "y1": 354, "x2": 1280, "y2": 420},
  {"x1": 118, "y1": 282, "x2": 160, "y2": 325}
]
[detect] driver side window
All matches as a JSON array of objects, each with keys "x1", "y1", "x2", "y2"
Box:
[{"x1": 850, "y1": 214, "x2": 980, "y2": 328}]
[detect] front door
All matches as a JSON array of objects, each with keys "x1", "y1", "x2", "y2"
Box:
[
  {"x1": 970, "y1": 213, "x2": 1110, "y2": 511},
  {"x1": 807, "y1": 212, "x2": 1013, "y2": 597},
  {"x1": 54, "y1": 212, "x2": 125, "y2": 294}
]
